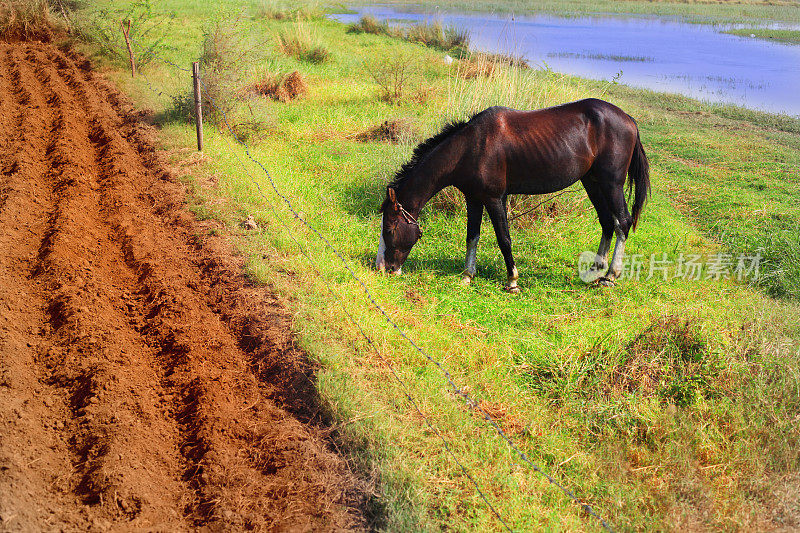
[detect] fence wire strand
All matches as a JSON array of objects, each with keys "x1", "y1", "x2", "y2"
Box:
[
  {"x1": 134, "y1": 54, "x2": 513, "y2": 533},
  {"x1": 133, "y1": 41, "x2": 613, "y2": 532}
]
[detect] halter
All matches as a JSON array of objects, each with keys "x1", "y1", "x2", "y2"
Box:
[
  {"x1": 387, "y1": 188, "x2": 422, "y2": 236},
  {"x1": 397, "y1": 202, "x2": 420, "y2": 230}
]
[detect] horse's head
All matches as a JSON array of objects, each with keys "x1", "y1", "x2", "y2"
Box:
[{"x1": 376, "y1": 187, "x2": 422, "y2": 274}]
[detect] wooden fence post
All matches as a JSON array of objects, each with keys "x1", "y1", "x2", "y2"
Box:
[
  {"x1": 120, "y1": 20, "x2": 135, "y2": 78},
  {"x1": 192, "y1": 62, "x2": 204, "y2": 152}
]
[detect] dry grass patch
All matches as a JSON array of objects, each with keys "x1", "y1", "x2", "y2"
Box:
[
  {"x1": 457, "y1": 53, "x2": 530, "y2": 80},
  {"x1": 0, "y1": 0, "x2": 59, "y2": 42},
  {"x1": 241, "y1": 70, "x2": 308, "y2": 102},
  {"x1": 608, "y1": 315, "x2": 710, "y2": 404},
  {"x1": 355, "y1": 118, "x2": 417, "y2": 143}
]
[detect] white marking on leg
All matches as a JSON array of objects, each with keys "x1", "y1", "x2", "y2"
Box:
[
  {"x1": 507, "y1": 266, "x2": 519, "y2": 289},
  {"x1": 608, "y1": 219, "x2": 626, "y2": 279},
  {"x1": 462, "y1": 235, "x2": 480, "y2": 284},
  {"x1": 376, "y1": 214, "x2": 386, "y2": 272}
]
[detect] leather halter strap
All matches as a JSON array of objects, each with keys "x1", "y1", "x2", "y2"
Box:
[{"x1": 395, "y1": 201, "x2": 421, "y2": 234}]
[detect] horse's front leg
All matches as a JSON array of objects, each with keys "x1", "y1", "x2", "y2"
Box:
[
  {"x1": 485, "y1": 197, "x2": 519, "y2": 293},
  {"x1": 462, "y1": 199, "x2": 484, "y2": 285}
]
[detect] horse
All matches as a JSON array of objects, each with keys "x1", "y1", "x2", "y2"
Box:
[{"x1": 375, "y1": 98, "x2": 650, "y2": 292}]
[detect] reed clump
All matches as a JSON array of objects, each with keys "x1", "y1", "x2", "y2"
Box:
[
  {"x1": 252, "y1": 1, "x2": 326, "y2": 22},
  {"x1": 348, "y1": 15, "x2": 469, "y2": 54},
  {"x1": 346, "y1": 14, "x2": 403, "y2": 38},
  {"x1": 276, "y1": 21, "x2": 330, "y2": 64}
]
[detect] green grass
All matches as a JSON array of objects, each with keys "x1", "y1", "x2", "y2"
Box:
[
  {"x1": 724, "y1": 28, "x2": 800, "y2": 44},
  {"x1": 79, "y1": 1, "x2": 800, "y2": 530},
  {"x1": 367, "y1": 0, "x2": 800, "y2": 25}
]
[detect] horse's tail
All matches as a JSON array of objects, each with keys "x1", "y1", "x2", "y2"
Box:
[{"x1": 627, "y1": 125, "x2": 650, "y2": 232}]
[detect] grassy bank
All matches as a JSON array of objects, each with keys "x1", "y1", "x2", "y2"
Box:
[
  {"x1": 366, "y1": 0, "x2": 800, "y2": 25},
  {"x1": 75, "y1": 1, "x2": 800, "y2": 530},
  {"x1": 724, "y1": 27, "x2": 800, "y2": 44}
]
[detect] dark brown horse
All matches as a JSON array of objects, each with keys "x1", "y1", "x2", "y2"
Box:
[{"x1": 376, "y1": 98, "x2": 650, "y2": 291}]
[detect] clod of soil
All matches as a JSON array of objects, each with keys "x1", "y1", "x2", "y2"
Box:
[
  {"x1": 0, "y1": 42, "x2": 368, "y2": 531},
  {"x1": 242, "y1": 214, "x2": 259, "y2": 230}
]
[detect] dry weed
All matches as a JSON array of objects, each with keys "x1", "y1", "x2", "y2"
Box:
[
  {"x1": 241, "y1": 70, "x2": 308, "y2": 102},
  {"x1": 355, "y1": 118, "x2": 417, "y2": 143},
  {"x1": 0, "y1": 0, "x2": 58, "y2": 42}
]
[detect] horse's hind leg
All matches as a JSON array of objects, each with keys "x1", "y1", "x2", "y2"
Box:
[
  {"x1": 462, "y1": 198, "x2": 484, "y2": 285},
  {"x1": 581, "y1": 177, "x2": 614, "y2": 282},
  {"x1": 601, "y1": 181, "x2": 633, "y2": 283},
  {"x1": 485, "y1": 196, "x2": 519, "y2": 293}
]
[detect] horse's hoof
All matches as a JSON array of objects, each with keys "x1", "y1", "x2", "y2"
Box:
[
  {"x1": 461, "y1": 275, "x2": 473, "y2": 285},
  {"x1": 504, "y1": 285, "x2": 521, "y2": 294},
  {"x1": 597, "y1": 277, "x2": 616, "y2": 287}
]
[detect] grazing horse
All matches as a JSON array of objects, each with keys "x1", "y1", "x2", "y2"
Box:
[{"x1": 375, "y1": 98, "x2": 650, "y2": 292}]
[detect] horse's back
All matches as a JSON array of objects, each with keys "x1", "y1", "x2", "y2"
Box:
[
  {"x1": 458, "y1": 99, "x2": 638, "y2": 194},
  {"x1": 475, "y1": 99, "x2": 634, "y2": 132}
]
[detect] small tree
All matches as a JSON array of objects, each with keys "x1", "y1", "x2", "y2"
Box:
[
  {"x1": 367, "y1": 51, "x2": 420, "y2": 104},
  {"x1": 83, "y1": 0, "x2": 173, "y2": 71}
]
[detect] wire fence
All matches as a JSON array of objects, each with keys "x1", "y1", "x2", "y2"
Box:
[{"x1": 133, "y1": 39, "x2": 613, "y2": 533}]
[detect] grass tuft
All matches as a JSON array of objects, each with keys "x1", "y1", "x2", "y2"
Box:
[
  {"x1": 406, "y1": 19, "x2": 470, "y2": 54},
  {"x1": 276, "y1": 21, "x2": 330, "y2": 64},
  {"x1": 0, "y1": 0, "x2": 59, "y2": 42}
]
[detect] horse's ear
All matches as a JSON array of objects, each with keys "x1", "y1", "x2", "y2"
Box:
[{"x1": 387, "y1": 187, "x2": 397, "y2": 206}]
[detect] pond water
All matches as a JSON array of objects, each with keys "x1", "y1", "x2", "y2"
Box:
[{"x1": 331, "y1": 6, "x2": 800, "y2": 117}]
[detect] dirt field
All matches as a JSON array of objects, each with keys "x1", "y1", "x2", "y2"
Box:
[{"x1": 0, "y1": 41, "x2": 368, "y2": 532}]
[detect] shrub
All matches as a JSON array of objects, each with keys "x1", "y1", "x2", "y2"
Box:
[
  {"x1": 366, "y1": 51, "x2": 419, "y2": 103},
  {"x1": 163, "y1": 91, "x2": 194, "y2": 124},
  {"x1": 200, "y1": 22, "x2": 240, "y2": 122},
  {"x1": 199, "y1": 14, "x2": 268, "y2": 123},
  {"x1": 80, "y1": 0, "x2": 172, "y2": 70}
]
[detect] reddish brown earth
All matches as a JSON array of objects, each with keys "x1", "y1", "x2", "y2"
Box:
[{"x1": 0, "y1": 41, "x2": 369, "y2": 532}]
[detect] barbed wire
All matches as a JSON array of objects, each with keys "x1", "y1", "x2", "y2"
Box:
[
  {"x1": 132, "y1": 49, "x2": 513, "y2": 533},
  {"x1": 132, "y1": 40, "x2": 613, "y2": 532}
]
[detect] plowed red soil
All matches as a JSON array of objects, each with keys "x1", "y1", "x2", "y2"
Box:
[{"x1": 0, "y1": 42, "x2": 368, "y2": 532}]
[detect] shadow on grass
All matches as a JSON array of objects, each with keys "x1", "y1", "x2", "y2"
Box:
[
  {"x1": 337, "y1": 175, "x2": 387, "y2": 218},
  {"x1": 355, "y1": 247, "x2": 583, "y2": 291}
]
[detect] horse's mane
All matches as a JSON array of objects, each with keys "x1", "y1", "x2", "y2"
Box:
[{"x1": 389, "y1": 119, "x2": 468, "y2": 189}]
